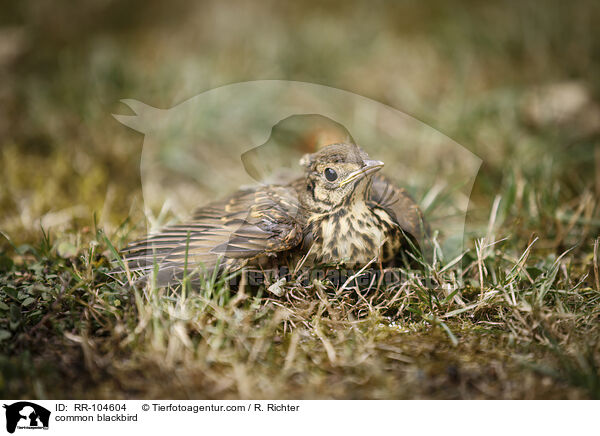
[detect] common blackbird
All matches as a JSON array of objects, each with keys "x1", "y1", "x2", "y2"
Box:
[{"x1": 121, "y1": 143, "x2": 426, "y2": 286}]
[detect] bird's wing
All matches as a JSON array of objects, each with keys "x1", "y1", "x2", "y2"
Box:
[
  {"x1": 368, "y1": 174, "x2": 427, "y2": 240},
  {"x1": 120, "y1": 184, "x2": 304, "y2": 283}
]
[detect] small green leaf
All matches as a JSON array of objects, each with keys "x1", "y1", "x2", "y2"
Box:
[
  {"x1": 3, "y1": 287, "x2": 17, "y2": 299},
  {"x1": 0, "y1": 329, "x2": 11, "y2": 342},
  {"x1": 28, "y1": 263, "x2": 43, "y2": 274},
  {"x1": 9, "y1": 304, "x2": 20, "y2": 323},
  {"x1": 22, "y1": 297, "x2": 35, "y2": 307},
  {"x1": 57, "y1": 241, "x2": 78, "y2": 258},
  {"x1": 526, "y1": 267, "x2": 544, "y2": 280},
  {"x1": 16, "y1": 244, "x2": 35, "y2": 255},
  {"x1": 32, "y1": 284, "x2": 51, "y2": 294}
]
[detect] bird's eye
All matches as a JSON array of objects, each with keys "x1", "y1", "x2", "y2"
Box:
[{"x1": 324, "y1": 168, "x2": 338, "y2": 182}]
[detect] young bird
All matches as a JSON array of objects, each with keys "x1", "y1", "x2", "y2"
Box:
[{"x1": 120, "y1": 143, "x2": 426, "y2": 286}]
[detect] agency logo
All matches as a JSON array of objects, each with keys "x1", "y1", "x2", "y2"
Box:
[{"x1": 2, "y1": 402, "x2": 50, "y2": 434}]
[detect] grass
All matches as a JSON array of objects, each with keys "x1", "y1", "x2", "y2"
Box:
[
  {"x1": 1, "y1": 199, "x2": 598, "y2": 399},
  {"x1": 1, "y1": 0, "x2": 599, "y2": 399}
]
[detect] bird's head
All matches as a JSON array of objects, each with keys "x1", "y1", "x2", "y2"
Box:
[{"x1": 299, "y1": 143, "x2": 384, "y2": 212}]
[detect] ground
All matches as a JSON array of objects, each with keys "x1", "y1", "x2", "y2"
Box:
[{"x1": 0, "y1": 0, "x2": 599, "y2": 399}]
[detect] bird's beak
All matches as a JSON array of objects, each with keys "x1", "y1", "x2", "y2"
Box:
[{"x1": 338, "y1": 159, "x2": 385, "y2": 187}]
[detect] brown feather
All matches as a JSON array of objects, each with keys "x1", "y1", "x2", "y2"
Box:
[{"x1": 119, "y1": 143, "x2": 426, "y2": 286}]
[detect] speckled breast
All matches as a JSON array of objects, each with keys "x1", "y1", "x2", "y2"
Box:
[{"x1": 308, "y1": 201, "x2": 401, "y2": 265}]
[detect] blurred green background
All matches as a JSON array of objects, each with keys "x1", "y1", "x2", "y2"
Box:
[{"x1": 1, "y1": 0, "x2": 598, "y2": 247}]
